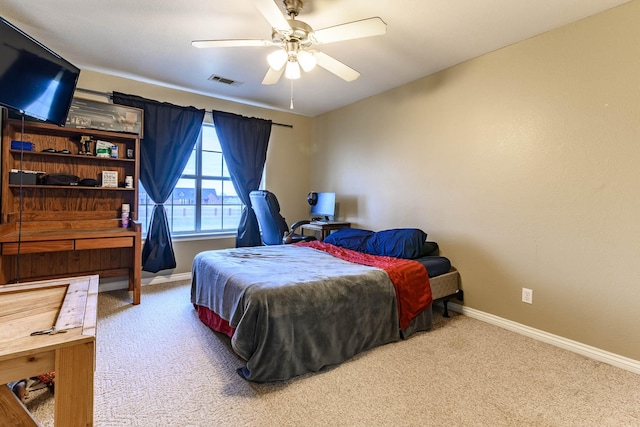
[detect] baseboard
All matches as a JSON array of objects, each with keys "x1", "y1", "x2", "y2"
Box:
[
  {"x1": 99, "y1": 272, "x2": 192, "y2": 292},
  {"x1": 448, "y1": 302, "x2": 640, "y2": 375}
]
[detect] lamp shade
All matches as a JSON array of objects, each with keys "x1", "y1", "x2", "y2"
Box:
[
  {"x1": 285, "y1": 60, "x2": 301, "y2": 79},
  {"x1": 267, "y1": 49, "x2": 288, "y2": 71},
  {"x1": 297, "y1": 50, "x2": 317, "y2": 72}
]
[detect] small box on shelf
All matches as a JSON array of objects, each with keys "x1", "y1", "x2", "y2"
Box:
[
  {"x1": 9, "y1": 169, "x2": 39, "y2": 185},
  {"x1": 95, "y1": 140, "x2": 112, "y2": 158},
  {"x1": 10, "y1": 140, "x2": 34, "y2": 151}
]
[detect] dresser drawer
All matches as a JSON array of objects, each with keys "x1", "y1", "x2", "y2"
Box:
[
  {"x1": 1, "y1": 240, "x2": 74, "y2": 255},
  {"x1": 75, "y1": 237, "x2": 134, "y2": 250}
]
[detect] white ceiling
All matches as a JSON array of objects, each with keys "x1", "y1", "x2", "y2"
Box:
[{"x1": 0, "y1": 0, "x2": 631, "y2": 117}]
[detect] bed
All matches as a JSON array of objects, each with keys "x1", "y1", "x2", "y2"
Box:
[{"x1": 191, "y1": 228, "x2": 461, "y2": 382}]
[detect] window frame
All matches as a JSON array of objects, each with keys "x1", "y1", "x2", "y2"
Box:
[{"x1": 138, "y1": 118, "x2": 242, "y2": 239}]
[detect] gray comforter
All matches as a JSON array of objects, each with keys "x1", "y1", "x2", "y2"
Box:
[{"x1": 191, "y1": 245, "x2": 426, "y2": 382}]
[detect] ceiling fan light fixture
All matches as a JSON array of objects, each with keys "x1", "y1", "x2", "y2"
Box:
[
  {"x1": 285, "y1": 60, "x2": 301, "y2": 79},
  {"x1": 267, "y1": 49, "x2": 288, "y2": 71},
  {"x1": 193, "y1": 0, "x2": 387, "y2": 87},
  {"x1": 297, "y1": 50, "x2": 316, "y2": 72}
]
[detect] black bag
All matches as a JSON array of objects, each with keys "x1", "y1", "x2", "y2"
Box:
[{"x1": 42, "y1": 174, "x2": 80, "y2": 186}]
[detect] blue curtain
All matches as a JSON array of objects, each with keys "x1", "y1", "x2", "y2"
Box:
[
  {"x1": 112, "y1": 92, "x2": 205, "y2": 272},
  {"x1": 213, "y1": 111, "x2": 271, "y2": 247}
]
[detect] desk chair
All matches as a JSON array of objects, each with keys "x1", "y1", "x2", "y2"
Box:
[{"x1": 249, "y1": 190, "x2": 317, "y2": 245}]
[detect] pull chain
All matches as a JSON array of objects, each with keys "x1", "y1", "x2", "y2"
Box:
[{"x1": 290, "y1": 79, "x2": 294, "y2": 110}]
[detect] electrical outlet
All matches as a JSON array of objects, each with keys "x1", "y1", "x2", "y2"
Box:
[{"x1": 522, "y1": 288, "x2": 533, "y2": 304}]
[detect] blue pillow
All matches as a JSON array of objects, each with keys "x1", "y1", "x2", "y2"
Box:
[
  {"x1": 323, "y1": 228, "x2": 373, "y2": 252},
  {"x1": 364, "y1": 228, "x2": 427, "y2": 259}
]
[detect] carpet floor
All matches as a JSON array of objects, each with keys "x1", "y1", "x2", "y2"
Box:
[{"x1": 24, "y1": 280, "x2": 640, "y2": 426}]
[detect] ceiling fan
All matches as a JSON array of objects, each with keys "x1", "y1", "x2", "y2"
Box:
[{"x1": 192, "y1": 0, "x2": 387, "y2": 85}]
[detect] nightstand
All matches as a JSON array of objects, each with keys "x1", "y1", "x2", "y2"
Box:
[{"x1": 301, "y1": 221, "x2": 351, "y2": 241}]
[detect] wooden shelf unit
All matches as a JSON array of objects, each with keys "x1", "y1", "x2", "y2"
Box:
[{"x1": 0, "y1": 115, "x2": 142, "y2": 304}]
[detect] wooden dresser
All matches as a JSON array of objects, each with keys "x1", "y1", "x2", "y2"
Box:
[{"x1": 0, "y1": 113, "x2": 142, "y2": 304}]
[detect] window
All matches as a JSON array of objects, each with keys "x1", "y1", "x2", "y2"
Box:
[{"x1": 137, "y1": 121, "x2": 242, "y2": 237}]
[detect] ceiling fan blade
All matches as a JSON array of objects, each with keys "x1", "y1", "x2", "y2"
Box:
[
  {"x1": 315, "y1": 51, "x2": 360, "y2": 82},
  {"x1": 313, "y1": 17, "x2": 387, "y2": 44},
  {"x1": 262, "y1": 67, "x2": 285, "y2": 85},
  {"x1": 191, "y1": 39, "x2": 272, "y2": 48},
  {"x1": 253, "y1": 0, "x2": 290, "y2": 31}
]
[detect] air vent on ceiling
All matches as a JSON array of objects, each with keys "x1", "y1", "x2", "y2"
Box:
[{"x1": 208, "y1": 74, "x2": 243, "y2": 86}]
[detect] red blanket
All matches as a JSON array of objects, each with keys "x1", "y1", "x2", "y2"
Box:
[{"x1": 298, "y1": 241, "x2": 432, "y2": 329}]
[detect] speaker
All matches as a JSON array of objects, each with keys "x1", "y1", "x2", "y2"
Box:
[{"x1": 307, "y1": 192, "x2": 318, "y2": 206}]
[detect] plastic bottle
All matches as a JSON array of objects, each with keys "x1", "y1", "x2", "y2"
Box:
[{"x1": 121, "y1": 204, "x2": 130, "y2": 228}]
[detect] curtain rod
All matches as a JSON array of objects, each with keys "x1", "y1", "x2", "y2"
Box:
[{"x1": 75, "y1": 87, "x2": 293, "y2": 128}]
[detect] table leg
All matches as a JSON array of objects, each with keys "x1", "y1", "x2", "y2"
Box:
[{"x1": 54, "y1": 341, "x2": 94, "y2": 426}]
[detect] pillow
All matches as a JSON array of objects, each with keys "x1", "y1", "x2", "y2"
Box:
[
  {"x1": 419, "y1": 241, "x2": 440, "y2": 257},
  {"x1": 323, "y1": 228, "x2": 373, "y2": 252},
  {"x1": 364, "y1": 228, "x2": 427, "y2": 259}
]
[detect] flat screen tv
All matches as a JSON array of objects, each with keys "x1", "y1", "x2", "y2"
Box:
[{"x1": 0, "y1": 16, "x2": 80, "y2": 126}]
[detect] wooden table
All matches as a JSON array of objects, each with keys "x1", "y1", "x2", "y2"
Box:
[
  {"x1": 301, "y1": 221, "x2": 351, "y2": 241},
  {"x1": 0, "y1": 275, "x2": 98, "y2": 426}
]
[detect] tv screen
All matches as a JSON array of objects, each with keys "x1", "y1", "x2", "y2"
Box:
[{"x1": 0, "y1": 16, "x2": 80, "y2": 126}]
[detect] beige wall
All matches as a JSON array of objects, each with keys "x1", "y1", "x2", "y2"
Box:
[
  {"x1": 313, "y1": 2, "x2": 640, "y2": 360},
  {"x1": 76, "y1": 71, "x2": 314, "y2": 278}
]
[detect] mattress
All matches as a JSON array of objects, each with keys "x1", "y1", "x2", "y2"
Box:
[{"x1": 414, "y1": 255, "x2": 451, "y2": 277}]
